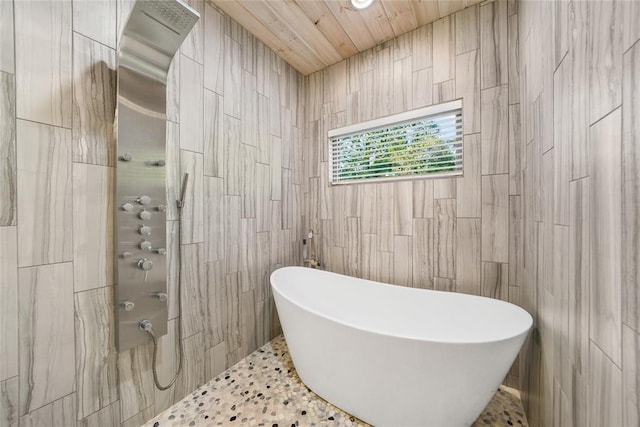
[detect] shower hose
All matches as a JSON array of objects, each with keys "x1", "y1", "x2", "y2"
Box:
[{"x1": 139, "y1": 173, "x2": 189, "y2": 391}]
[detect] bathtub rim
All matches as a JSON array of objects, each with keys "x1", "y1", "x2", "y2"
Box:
[{"x1": 271, "y1": 266, "x2": 533, "y2": 346}]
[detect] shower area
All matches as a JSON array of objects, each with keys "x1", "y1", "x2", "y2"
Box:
[{"x1": 0, "y1": 0, "x2": 638, "y2": 426}]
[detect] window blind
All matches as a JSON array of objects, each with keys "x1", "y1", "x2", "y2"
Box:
[{"x1": 328, "y1": 100, "x2": 463, "y2": 185}]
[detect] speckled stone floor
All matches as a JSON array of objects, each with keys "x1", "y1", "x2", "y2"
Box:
[{"x1": 144, "y1": 336, "x2": 528, "y2": 427}]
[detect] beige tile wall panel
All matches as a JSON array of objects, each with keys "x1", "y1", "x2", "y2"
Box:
[
  {"x1": 118, "y1": 343, "x2": 153, "y2": 422},
  {"x1": 121, "y1": 405, "x2": 154, "y2": 427},
  {"x1": 0, "y1": 73, "x2": 15, "y2": 226},
  {"x1": 180, "y1": 151, "x2": 204, "y2": 244},
  {"x1": 589, "y1": 108, "x2": 622, "y2": 367},
  {"x1": 568, "y1": 178, "x2": 589, "y2": 376},
  {"x1": 507, "y1": 13, "x2": 519, "y2": 105},
  {"x1": 508, "y1": 195, "x2": 522, "y2": 288},
  {"x1": 412, "y1": 179, "x2": 434, "y2": 219},
  {"x1": 508, "y1": 104, "x2": 521, "y2": 195},
  {"x1": 480, "y1": 261, "x2": 508, "y2": 300},
  {"x1": 19, "y1": 263, "x2": 75, "y2": 415},
  {"x1": 20, "y1": 393, "x2": 75, "y2": 427},
  {"x1": 78, "y1": 400, "x2": 120, "y2": 427},
  {"x1": 175, "y1": 332, "x2": 206, "y2": 401},
  {"x1": 16, "y1": 120, "x2": 72, "y2": 267},
  {"x1": 434, "y1": 199, "x2": 456, "y2": 279},
  {"x1": 433, "y1": 178, "x2": 456, "y2": 200},
  {"x1": 74, "y1": 287, "x2": 118, "y2": 420},
  {"x1": 72, "y1": 34, "x2": 116, "y2": 166},
  {"x1": 73, "y1": 164, "x2": 113, "y2": 292},
  {"x1": 589, "y1": 342, "x2": 623, "y2": 427},
  {"x1": 14, "y1": 0, "x2": 72, "y2": 128},
  {"x1": 204, "y1": 4, "x2": 224, "y2": 95},
  {"x1": 553, "y1": 56, "x2": 570, "y2": 226},
  {"x1": 0, "y1": 227, "x2": 17, "y2": 381},
  {"x1": 152, "y1": 320, "x2": 178, "y2": 413},
  {"x1": 0, "y1": 0, "x2": 14, "y2": 74},
  {"x1": 456, "y1": 133, "x2": 481, "y2": 217},
  {"x1": 455, "y1": 5, "x2": 479, "y2": 55},
  {"x1": 412, "y1": 67, "x2": 433, "y2": 109},
  {"x1": 179, "y1": 56, "x2": 204, "y2": 153},
  {"x1": 588, "y1": 0, "x2": 622, "y2": 125},
  {"x1": 480, "y1": 0, "x2": 507, "y2": 90},
  {"x1": 166, "y1": 55, "x2": 180, "y2": 124},
  {"x1": 432, "y1": 16, "x2": 455, "y2": 83},
  {"x1": 481, "y1": 174, "x2": 509, "y2": 263},
  {"x1": 481, "y1": 85, "x2": 509, "y2": 175},
  {"x1": 205, "y1": 341, "x2": 226, "y2": 380},
  {"x1": 412, "y1": 218, "x2": 434, "y2": 289},
  {"x1": 393, "y1": 235, "x2": 413, "y2": 287},
  {"x1": 205, "y1": 260, "x2": 227, "y2": 349},
  {"x1": 411, "y1": 24, "x2": 433, "y2": 71},
  {"x1": 203, "y1": 90, "x2": 224, "y2": 178},
  {"x1": 166, "y1": 222, "x2": 179, "y2": 320},
  {"x1": 622, "y1": 41, "x2": 640, "y2": 333},
  {"x1": 622, "y1": 325, "x2": 640, "y2": 427},
  {"x1": 432, "y1": 78, "x2": 455, "y2": 104},
  {"x1": 568, "y1": 0, "x2": 590, "y2": 181},
  {"x1": 166, "y1": 122, "x2": 181, "y2": 222},
  {"x1": 180, "y1": 244, "x2": 206, "y2": 339},
  {"x1": 73, "y1": 0, "x2": 116, "y2": 48},
  {"x1": 455, "y1": 218, "x2": 481, "y2": 295},
  {"x1": 455, "y1": 49, "x2": 480, "y2": 134}
]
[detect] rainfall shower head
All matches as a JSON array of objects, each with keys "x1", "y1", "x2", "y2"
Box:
[{"x1": 119, "y1": 0, "x2": 199, "y2": 80}]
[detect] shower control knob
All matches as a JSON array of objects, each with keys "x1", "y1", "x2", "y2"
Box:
[
  {"x1": 154, "y1": 293, "x2": 168, "y2": 301},
  {"x1": 140, "y1": 241, "x2": 152, "y2": 251},
  {"x1": 120, "y1": 153, "x2": 133, "y2": 161},
  {"x1": 120, "y1": 251, "x2": 133, "y2": 258},
  {"x1": 139, "y1": 225, "x2": 152, "y2": 236},
  {"x1": 154, "y1": 160, "x2": 166, "y2": 166},
  {"x1": 154, "y1": 248, "x2": 166, "y2": 255},
  {"x1": 137, "y1": 259, "x2": 153, "y2": 271},
  {"x1": 122, "y1": 203, "x2": 134, "y2": 212},
  {"x1": 137, "y1": 195, "x2": 151, "y2": 205},
  {"x1": 139, "y1": 210, "x2": 152, "y2": 220},
  {"x1": 122, "y1": 301, "x2": 135, "y2": 311},
  {"x1": 156, "y1": 204, "x2": 167, "y2": 212}
]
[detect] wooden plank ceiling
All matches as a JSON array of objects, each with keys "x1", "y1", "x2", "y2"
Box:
[{"x1": 210, "y1": 0, "x2": 482, "y2": 75}]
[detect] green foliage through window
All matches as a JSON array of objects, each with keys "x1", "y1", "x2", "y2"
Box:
[{"x1": 330, "y1": 108, "x2": 463, "y2": 184}]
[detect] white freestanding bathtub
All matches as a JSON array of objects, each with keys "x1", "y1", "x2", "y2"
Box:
[{"x1": 271, "y1": 267, "x2": 532, "y2": 427}]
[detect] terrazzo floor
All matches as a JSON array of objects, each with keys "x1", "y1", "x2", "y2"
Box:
[{"x1": 144, "y1": 336, "x2": 528, "y2": 427}]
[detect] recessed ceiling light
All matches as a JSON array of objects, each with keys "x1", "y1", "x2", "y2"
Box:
[{"x1": 351, "y1": 0, "x2": 374, "y2": 10}]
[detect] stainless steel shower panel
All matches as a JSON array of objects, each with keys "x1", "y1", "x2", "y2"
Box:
[{"x1": 115, "y1": 0, "x2": 199, "y2": 351}]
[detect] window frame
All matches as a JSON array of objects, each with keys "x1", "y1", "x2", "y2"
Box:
[{"x1": 327, "y1": 99, "x2": 464, "y2": 185}]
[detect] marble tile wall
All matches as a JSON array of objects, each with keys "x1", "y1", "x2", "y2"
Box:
[
  {"x1": 0, "y1": 0, "x2": 303, "y2": 425},
  {"x1": 303, "y1": 0, "x2": 521, "y2": 387},
  {"x1": 517, "y1": 0, "x2": 640, "y2": 425}
]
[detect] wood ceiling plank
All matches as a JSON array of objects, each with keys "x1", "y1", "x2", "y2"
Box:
[
  {"x1": 322, "y1": 0, "x2": 377, "y2": 52},
  {"x1": 294, "y1": 0, "x2": 359, "y2": 58},
  {"x1": 211, "y1": 0, "x2": 467, "y2": 76},
  {"x1": 358, "y1": 1, "x2": 396, "y2": 45},
  {"x1": 412, "y1": 0, "x2": 441, "y2": 27},
  {"x1": 236, "y1": 0, "x2": 336, "y2": 69},
  {"x1": 380, "y1": 0, "x2": 419, "y2": 37},
  {"x1": 210, "y1": 0, "x2": 318, "y2": 74},
  {"x1": 261, "y1": 0, "x2": 345, "y2": 65}
]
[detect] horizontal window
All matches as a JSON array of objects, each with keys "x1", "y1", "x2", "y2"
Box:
[{"x1": 328, "y1": 100, "x2": 463, "y2": 185}]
